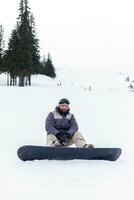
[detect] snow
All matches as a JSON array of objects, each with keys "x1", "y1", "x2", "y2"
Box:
[{"x1": 0, "y1": 68, "x2": 134, "y2": 200}]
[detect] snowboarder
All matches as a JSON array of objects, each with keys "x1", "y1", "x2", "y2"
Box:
[{"x1": 45, "y1": 98, "x2": 94, "y2": 148}]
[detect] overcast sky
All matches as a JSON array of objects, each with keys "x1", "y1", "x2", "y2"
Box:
[{"x1": 0, "y1": 0, "x2": 134, "y2": 71}]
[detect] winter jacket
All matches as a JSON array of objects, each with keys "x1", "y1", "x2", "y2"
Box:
[{"x1": 45, "y1": 108, "x2": 78, "y2": 136}]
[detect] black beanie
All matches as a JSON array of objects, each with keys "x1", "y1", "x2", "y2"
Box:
[{"x1": 59, "y1": 98, "x2": 70, "y2": 105}]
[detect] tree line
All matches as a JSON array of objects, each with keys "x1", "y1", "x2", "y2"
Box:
[{"x1": 0, "y1": 0, "x2": 56, "y2": 86}]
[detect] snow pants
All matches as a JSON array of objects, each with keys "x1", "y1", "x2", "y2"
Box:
[{"x1": 46, "y1": 132, "x2": 87, "y2": 147}]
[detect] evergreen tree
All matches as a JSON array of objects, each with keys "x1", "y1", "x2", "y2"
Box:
[
  {"x1": 4, "y1": 26, "x2": 19, "y2": 85},
  {"x1": 3, "y1": 0, "x2": 56, "y2": 86},
  {"x1": 5, "y1": 0, "x2": 41, "y2": 86},
  {"x1": 18, "y1": 0, "x2": 41, "y2": 86},
  {"x1": 44, "y1": 53, "x2": 56, "y2": 78},
  {"x1": 40, "y1": 55, "x2": 46, "y2": 75},
  {"x1": 0, "y1": 25, "x2": 5, "y2": 72},
  {"x1": 29, "y1": 13, "x2": 41, "y2": 75},
  {"x1": 17, "y1": 0, "x2": 33, "y2": 86},
  {"x1": 19, "y1": 0, "x2": 24, "y2": 20}
]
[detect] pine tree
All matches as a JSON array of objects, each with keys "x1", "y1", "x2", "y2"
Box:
[
  {"x1": 17, "y1": 0, "x2": 33, "y2": 86},
  {"x1": 18, "y1": 0, "x2": 41, "y2": 86},
  {"x1": 44, "y1": 53, "x2": 56, "y2": 78},
  {"x1": 40, "y1": 55, "x2": 46, "y2": 75},
  {"x1": 4, "y1": 0, "x2": 56, "y2": 86},
  {"x1": 4, "y1": 26, "x2": 19, "y2": 85},
  {"x1": 0, "y1": 25, "x2": 5, "y2": 73},
  {"x1": 5, "y1": 0, "x2": 41, "y2": 86},
  {"x1": 19, "y1": 0, "x2": 24, "y2": 20},
  {"x1": 29, "y1": 13, "x2": 41, "y2": 75}
]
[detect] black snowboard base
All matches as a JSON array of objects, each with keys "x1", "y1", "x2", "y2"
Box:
[{"x1": 17, "y1": 145, "x2": 122, "y2": 161}]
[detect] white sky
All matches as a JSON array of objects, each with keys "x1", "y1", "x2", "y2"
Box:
[{"x1": 0, "y1": 0, "x2": 134, "y2": 70}]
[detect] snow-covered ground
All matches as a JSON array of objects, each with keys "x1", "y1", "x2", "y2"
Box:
[{"x1": 0, "y1": 68, "x2": 134, "y2": 200}]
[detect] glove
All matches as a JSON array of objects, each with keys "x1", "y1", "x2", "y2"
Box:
[{"x1": 56, "y1": 132, "x2": 71, "y2": 146}]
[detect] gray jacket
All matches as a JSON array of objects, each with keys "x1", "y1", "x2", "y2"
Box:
[{"x1": 45, "y1": 109, "x2": 78, "y2": 136}]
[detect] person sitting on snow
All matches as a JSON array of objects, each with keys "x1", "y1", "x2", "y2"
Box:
[{"x1": 45, "y1": 98, "x2": 94, "y2": 148}]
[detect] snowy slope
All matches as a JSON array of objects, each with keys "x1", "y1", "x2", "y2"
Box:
[
  {"x1": 56, "y1": 67, "x2": 131, "y2": 91},
  {"x1": 0, "y1": 69, "x2": 134, "y2": 200}
]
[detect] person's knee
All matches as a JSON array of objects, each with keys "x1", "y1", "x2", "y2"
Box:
[
  {"x1": 47, "y1": 134, "x2": 57, "y2": 140},
  {"x1": 72, "y1": 132, "x2": 84, "y2": 142},
  {"x1": 73, "y1": 131, "x2": 83, "y2": 138},
  {"x1": 46, "y1": 134, "x2": 57, "y2": 145}
]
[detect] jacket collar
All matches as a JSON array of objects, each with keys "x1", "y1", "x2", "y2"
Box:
[{"x1": 55, "y1": 106, "x2": 70, "y2": 117}]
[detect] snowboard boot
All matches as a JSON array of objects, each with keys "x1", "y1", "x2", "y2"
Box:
[{"x1": 83, "y1": 144, "x2": 94, "y2": 148}]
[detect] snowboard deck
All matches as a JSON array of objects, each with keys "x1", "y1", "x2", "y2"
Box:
[{"x1": 17, "y1": 145, "x2": 122, "y2": 161}]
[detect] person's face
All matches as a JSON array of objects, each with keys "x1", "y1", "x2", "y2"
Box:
[{"x1": 58, "y1": 104, "x2": 69, "y2": 112}]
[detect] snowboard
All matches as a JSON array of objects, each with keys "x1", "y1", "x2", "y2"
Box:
[{"x1": 17, "y1": 145, "x2": 122, "y2": 161}]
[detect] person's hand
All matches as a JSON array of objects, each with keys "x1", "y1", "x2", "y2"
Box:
[{"x1": 56, "y1": 132, "x2": 71, "y2": 146}]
